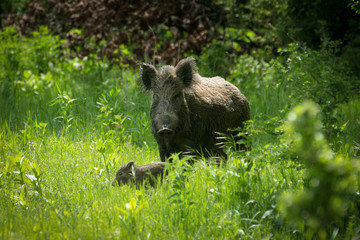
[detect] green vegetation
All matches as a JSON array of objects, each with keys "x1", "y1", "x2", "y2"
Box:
[{"x1": 1, "y1": 2, "x2": 360, "y2": 238}]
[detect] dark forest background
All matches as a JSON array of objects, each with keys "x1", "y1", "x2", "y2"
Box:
[{"x1": 1, "y1": 0, "x2": 360, "y2": 71}]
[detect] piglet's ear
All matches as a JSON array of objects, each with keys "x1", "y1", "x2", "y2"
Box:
[
  {"x1": 175, "y1": 57, "x2": 197, "y2": 87},
  {"x1": 140, "y1": 63, "x2": 157, "y2": 90},
  {"x1": 125, "y1": 161, "x2": 134, "y2": 170}
]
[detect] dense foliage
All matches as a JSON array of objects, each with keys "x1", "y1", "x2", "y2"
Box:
[{"x1": 1, "y1": 1, "x2": 360, "y2": 239}]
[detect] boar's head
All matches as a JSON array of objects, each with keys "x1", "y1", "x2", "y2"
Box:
[{"x1": 140, "y1": 57, "x2": 195, "y2": 144}]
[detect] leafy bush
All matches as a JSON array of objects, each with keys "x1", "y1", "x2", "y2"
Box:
[
  {"x1": 277, "y1": 42, "x2": 360, "y2": 144},
  {"x1": 194, "y1": 40, "x2": 233, "y2": 78},
  {"x1": 0, "y1": 0, "x2": 27, "y2": 16},
  {"x1": 283, "y1": 0, "x2": 360, "y2": 48},
  {"x1": 278, "y1": 101, "x2": 359, "y2": 239},
  {"x1": 0, "y1": 26, "x2": 61, "y2": 99}
]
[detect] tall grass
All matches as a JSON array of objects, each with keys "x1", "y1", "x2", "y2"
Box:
[
  {"x1": 1, "y1": 124, "x2": 307, "y2": 239},
  {"x1": 1, "y1": 27, "x2": 359, "y2": 239}
]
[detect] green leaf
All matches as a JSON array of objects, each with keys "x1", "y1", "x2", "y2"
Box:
[
  {"x1": 23, "y1": 70, "x2": 31, "y2": 79},
  {"x1": 97, "y1": 139, "x2": 106, "y2": 154}
]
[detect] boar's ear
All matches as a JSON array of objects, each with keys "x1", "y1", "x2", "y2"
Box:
[
  {"x1": 140, "y1": 63, "x2": 157, "y2": 90},
  {"x1": 175, "y1": 57, "x2": 197, "y2": 87}
]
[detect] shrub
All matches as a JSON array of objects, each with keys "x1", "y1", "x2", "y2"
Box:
[
  {"x1": 277, "y1": 42, "x2": 360, "y2": 143},
  {"x1": 278, "y1": 101, "x2": 359, "y2": 239}
]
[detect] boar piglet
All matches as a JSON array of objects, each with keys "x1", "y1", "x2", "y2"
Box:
[
  {"x1": 141, "y1": 57, "x2": 250, "y2": 162},
  {"x1": 111, "y1": 161, "x2": 167, "y2": 187}
]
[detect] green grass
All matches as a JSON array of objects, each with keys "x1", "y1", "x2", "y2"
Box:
[
  {"x1": 1, "y1": 126, "x2": 306, "y2": 239},
  {"x1": 0, "y1": 27, "x2": 359, "y2": 239}
]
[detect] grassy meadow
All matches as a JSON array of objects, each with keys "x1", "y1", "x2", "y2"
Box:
[{"x1": 1, "y1": 27, "x2": 360, "y2": 239}]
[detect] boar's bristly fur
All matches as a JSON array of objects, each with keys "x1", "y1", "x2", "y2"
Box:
[{"x1": 141, "y1": 57, "x2": 250, "y2": 162}]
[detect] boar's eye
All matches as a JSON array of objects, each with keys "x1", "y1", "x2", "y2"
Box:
[
  {"x1": 173, "y1": 93, "x2": 182, "y2": 100},
  {"x1": 153, "y1": 93, "x2": 160, "y2": 101}
]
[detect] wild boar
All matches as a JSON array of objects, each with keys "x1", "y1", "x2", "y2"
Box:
[
  {"x1": 111, "y1": 161, "x2": 167, "y2": 187},
  {"x1": 141, "y1": 57, "x2": 250, "y2": 162}
]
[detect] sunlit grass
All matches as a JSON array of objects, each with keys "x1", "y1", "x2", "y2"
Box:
[{"x1": 0, "y1": 123, "x2": 307, "y2": 239}]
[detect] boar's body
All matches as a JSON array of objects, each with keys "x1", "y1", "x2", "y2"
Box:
[{"x1": 141, "y1": 57, "x2": 250, "y2": 162}]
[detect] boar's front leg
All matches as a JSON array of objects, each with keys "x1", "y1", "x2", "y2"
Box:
[{"x1": 159, "y1": 145, "x2": 171, "y2": 162}]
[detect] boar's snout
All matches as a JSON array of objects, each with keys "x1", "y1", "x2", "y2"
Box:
[{"x1": 157, "y1": 127, "x2": 174, "y2": 138}]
